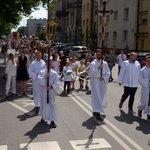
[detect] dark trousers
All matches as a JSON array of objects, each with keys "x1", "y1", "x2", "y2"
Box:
[
  {"x1": 118, "y1": 66, "x2": 121, "y2": 76},
  {"x1": 64, "y1": 81, "x2": 70, "y2": 93},
  {"x1": 120, "y1": 86, "x2": 137, "y2": 110}
]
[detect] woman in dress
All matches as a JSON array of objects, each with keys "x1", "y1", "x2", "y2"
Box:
[{"x1": 16, "y1": 49, "x2": 29, "y2": 95}]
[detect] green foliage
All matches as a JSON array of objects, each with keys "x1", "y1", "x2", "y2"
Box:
[
  {"x1": 0, "y1": 0, "x2": 57, "y2": 36},
  {"x1": 35, "y1": 31, "x2": 46, "y2": 40}
]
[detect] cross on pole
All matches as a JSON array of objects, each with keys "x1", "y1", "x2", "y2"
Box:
[{"x1": 96, "y1": 1, "x2": 113, "y2": 77}]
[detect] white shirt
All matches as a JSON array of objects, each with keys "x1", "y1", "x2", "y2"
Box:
[
  {"x1": 117, "y1": 54, "x2": 127, "y2": 66},
  {"x1": 63, "y1": 66, "x2": 72, "y2": 81}
]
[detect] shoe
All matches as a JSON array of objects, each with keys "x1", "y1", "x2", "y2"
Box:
[
  {"x1": 119, "y1": 102, "x2": 123, "y2": 109},
  {"x1": 93, "y1": 112, "x2": 101, "y2": 120},
  {"x1": 138, "y1": 110, "x2": 142, "y2": 118},
  {"x1": 147, "y1": 115, "x2": 150, "y2": 121},
  {"x1": 85, "y1": 86, "x2": 89, "y2": 90},
  {"x1": 11, "y1": 93, "x2": 16, "y2": 96},
  {"x1": 40, "y1": 118, "x2": 45, "y2": 122},
  {"x1": 50, "y1": 121, "x2": 57, "y2": 128},
  {"x1": 35, "y1": 107, "x2": 40, "y2": 114},
  {"x1": 5, "y1": 94, "x2": 8, "y2": 98},
  {"x1": 128, "y1": 109, "x2": 136, "y2": 114}
]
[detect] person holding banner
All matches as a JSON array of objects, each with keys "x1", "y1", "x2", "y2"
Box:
[{"x1": 37, "y1": 58, "x2": 59, "y2": 128}]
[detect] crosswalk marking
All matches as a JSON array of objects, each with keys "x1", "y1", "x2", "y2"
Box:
[
  {"x1": 70, "y1": 138, "x2": 111, "y2": 150},
  {"x1": 0, "y1": 145, "x2": 7, "y2": 150},
  {"x1": 20, "y1": 141, "x2": 61, "y2": 150}
]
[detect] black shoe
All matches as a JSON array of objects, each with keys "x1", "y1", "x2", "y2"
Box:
[
  {"x1": 85, "y1": 86, "x2": 89, "y2": 90},
  {"x1": 138, "y1": 110, "x2": 142, "y2": 118},
  {"x1": 5, "y1": 94, "x2": 8, "y2": 99},
  {"x1": 93, "y1": 112, "x2": 101, "y2": 120},
  {"x1": 40, "y1": 118, "x2": 45, "y2": 122},
  {"x1": 35, "y1": 107, "x2": 40, "y2": 114},
  {"x1": 147, "y1": 115, "x2": 150, "y2": 121},
  {"x1": 50, "y1": 121, "x2": 57, "y2": 128},
  {"x1": 128, "y1": 109, "x2": 136, "y2": 115},
  {"x1": 119, "y1": 102, "x2": 123, "y2": 109}
]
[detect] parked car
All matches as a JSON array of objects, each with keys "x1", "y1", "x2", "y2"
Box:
[
  {"x1": 69, "y1": 46, "x2": 87, "y2": 59},
  {"x1": 50, "y1": 42, "x2": 63, "y2": 48},
  {"x1": 61, "y1": 45, "x2": 73, "y2": 56}
]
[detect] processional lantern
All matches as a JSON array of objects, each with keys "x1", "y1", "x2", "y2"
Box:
[{"x1": 46, "y1": 11, "x2": 57, "y2": 104}]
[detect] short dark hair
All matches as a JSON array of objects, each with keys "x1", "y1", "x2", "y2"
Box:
[{"x1": 96, "y1": 49, "x2": 102, "y2": 54}]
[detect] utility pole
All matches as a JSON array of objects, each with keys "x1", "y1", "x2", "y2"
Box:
[{"x1": 96, "y1": 1, "x2": 113, "y2": 77}]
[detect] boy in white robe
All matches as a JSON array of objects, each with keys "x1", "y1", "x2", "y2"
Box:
[
  {"x1": 137, "y1": 54, "x2": 150, "y2": 121},
  {"x1": 118, "y1": 52, "x2": 141, "y2": 114},
  {"x1": 28, "y1": 51, "x2": 46, "y2": 113},
  {"x1": 89, "y1": 49, "x2": 110, "y2": 120},
  {"x1": 38, "y1": 58, "x2": 59, "y2": 128}
]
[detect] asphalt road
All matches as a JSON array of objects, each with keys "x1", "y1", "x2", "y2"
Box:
[{"x1": 0, "y1": 49, "x2": 149, "y2": 150}]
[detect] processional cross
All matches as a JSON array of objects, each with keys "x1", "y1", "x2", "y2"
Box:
[{"x1": 96, "y1": 1, "x2": 113, "y2": 77}]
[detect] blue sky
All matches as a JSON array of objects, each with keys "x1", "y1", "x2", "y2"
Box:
[{"x1": 12, "y1": 5, "x2": 47, "y2": 31}]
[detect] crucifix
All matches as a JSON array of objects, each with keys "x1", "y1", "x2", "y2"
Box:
[{"x1": 96, "y1": 1, "x2": 113, "y2": 77}]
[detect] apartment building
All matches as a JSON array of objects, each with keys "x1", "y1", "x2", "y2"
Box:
[
  {"x1": 53, "y1": 0, "x2": 82, "y2": 45},
  {"x1": 27, "y1": 18, "x2": 47, "y2": 36}
]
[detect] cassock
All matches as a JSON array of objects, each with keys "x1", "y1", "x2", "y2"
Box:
[
  {"x1": 38, "y1": 68, "x2": 59, "y2": 121},
  {"x1": 89, "y1": 59, "x2": 110, "y2": 114},
  {"x1": 137, "y1": 66, "x2": 150, "y2": 115},
  {"x1": 28, "y1": 60, "x2": 46, "y2": 107}
]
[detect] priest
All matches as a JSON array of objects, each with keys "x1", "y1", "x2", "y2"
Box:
[{"x1": 89, "y1": 49, "x2": 110, "y2": 120}]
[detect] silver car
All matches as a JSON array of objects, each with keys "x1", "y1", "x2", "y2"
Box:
[{"x1": 69, "y1": 46, "x2": 87, "y2": 59}]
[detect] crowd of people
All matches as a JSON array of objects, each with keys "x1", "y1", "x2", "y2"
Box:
[{"x1": 1, "y1": 39, "x2": 150, "y2": 128}]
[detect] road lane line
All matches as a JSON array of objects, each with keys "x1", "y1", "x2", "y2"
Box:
[
  {"x1": 0, "y1": 145, "x2": 7, "y2": 150},
  {"x1": 7, "y1": 101, "x2": 34, "y2": 116},
  {"x1": 59, "y1": 85, "x2": 143, "y2": 150}
]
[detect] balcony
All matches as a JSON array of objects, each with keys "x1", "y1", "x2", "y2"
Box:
[
  {"x1": 65, "y1": 2, "x2": 82, "y2": 13},
  {"x1": 56, "y1": 10, "x2": 69, "y2": 18}
]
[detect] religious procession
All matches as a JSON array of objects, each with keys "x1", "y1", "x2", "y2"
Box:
[{"x1": 0, "y1": 36, "x2": 150, "y2": 130}]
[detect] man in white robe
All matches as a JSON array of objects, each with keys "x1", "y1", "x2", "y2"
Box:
[
  {"x1": 89, "y1": 49, "x2": 110, "y2": 120},
  {"x1": 28, "y1": 51, "x2": 46, "y2": 113},
  {"x1": 38, "y1": 59, "x2": 59, "y2": 128},
  {"x1": 118, "y1": 52, "x2": 141, "y2": 114},
  {"x1": 137, "y1": 54, "x2": 150, "y2": 121}
]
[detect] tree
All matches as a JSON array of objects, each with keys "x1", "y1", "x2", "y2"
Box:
[
  {"x1": 17, "y1": 26, "x2": 26, "y2": 37},
  {"x1": 0, "y1": 0, "x2": 56, "y2": 36}
]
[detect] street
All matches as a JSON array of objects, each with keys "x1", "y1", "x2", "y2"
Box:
[{"x1": 0, "y1": 50, "x2": 149, "y2": 150}]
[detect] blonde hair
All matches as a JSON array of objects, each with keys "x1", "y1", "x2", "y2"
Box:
[{"x1": 7, "y1": 53, "x2": 15, "y2": 64}]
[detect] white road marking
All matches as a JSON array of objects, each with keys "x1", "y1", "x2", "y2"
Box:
[
  {"x1": 20, "y1": 141, "x2": 61, "y2": 150},
  {"x1": 59, "y1": 85, "x2": 144, "y2": 150},
  {"x1": 70, "y1": 138, "x2": 111, "y2": 150},
  {"x1": 7, "y1": 101, "x2": 34, "y2": 116},
  {"x1": 0, "y1": 145, "x2": 7, "y2": 150}
]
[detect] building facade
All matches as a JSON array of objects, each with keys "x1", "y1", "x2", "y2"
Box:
[{"x1": 27, "y1": 18, "x2": 47, "y2": 36}]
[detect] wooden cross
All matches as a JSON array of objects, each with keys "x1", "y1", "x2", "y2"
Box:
[{"x1": 96, "y1": 1, "x2": 113, "y2": 77}]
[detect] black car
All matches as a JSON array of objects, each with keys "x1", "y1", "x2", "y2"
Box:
[{"x1": 61, "y1": 45, "x2": 73, "y2": 56}]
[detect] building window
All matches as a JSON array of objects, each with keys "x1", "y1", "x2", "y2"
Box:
[
  {"x1": 87, "y1": 3, "x2": 89, "y2": 11},
  {"x1": 107, "y1": 16, "x2": 109, "y2": 22},
  {"x1": 114, "y1": 11, "x2": 118, "y2": 20},
  {"x1": 124, "y1": 8, "x2": 129, "y2": 20},
  {"x1": 83, "y1": 20, "x2": 85, "y2": 26},
  {"x1": 113, "y1": 31, "x2": 117, "y2": 40},
  {"x1": 83, "y1": 5, "x2": 85, "y2": 12},
  {"x1": 141, "y1": 18, "x2": 148, "y2": 24},
  {"x1": 86, "y1": 19, "x2": 89, "y2": 26},
  {"x1": 106, "y1": 32, "x2": 109, "y2": 40},
  {"x1": 123, "y1": 30, "x2": 128, "y2": 41},
  {"x1": 99, "y1": 16, "x2": 102, "y2": 25}
]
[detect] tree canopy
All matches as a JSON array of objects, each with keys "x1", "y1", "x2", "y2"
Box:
[{"x1": 0, "y1": 0, "x2": 54, "y2": 36}]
